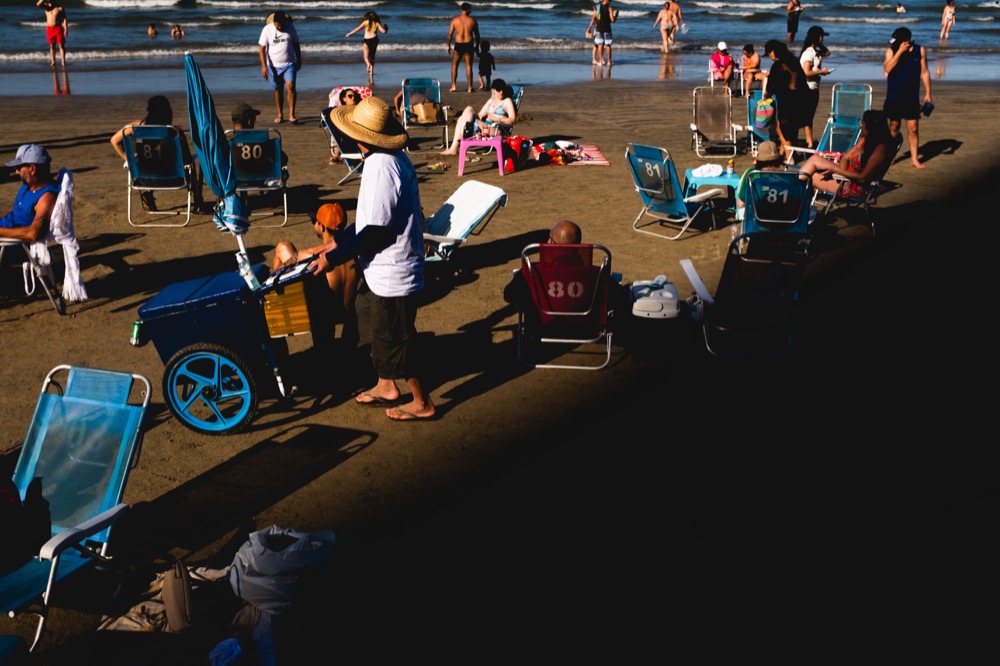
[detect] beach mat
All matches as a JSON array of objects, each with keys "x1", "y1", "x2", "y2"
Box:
[{"x1": 567, "y1": 144, "x2": 610, "y2": 166}]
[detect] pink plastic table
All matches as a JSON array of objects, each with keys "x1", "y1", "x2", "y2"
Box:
[{"x1": 457, "y1": 135, "x2": 505, "y2": 177}]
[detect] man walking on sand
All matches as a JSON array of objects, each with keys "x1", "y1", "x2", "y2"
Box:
[
  {"x1": 37, "y1": 0, "x2": 68, "y2": 69},
  {"x1": 258, "y1": 11, "x2": 302, "y2": 124},
  {"x1": 447, "y1": 3, "x2": 480, "y2": 93},
  {"x1": 883, "y1": 26, "x2": 932, "y2": 169}
]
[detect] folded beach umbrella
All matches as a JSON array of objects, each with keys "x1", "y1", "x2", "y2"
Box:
[{"x1": 183, "y1": 52, "x2": 250, "y2": 236}]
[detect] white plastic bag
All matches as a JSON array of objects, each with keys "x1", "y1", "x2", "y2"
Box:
[{"x1": 229, "y1": 525, "x2": 336, "y2": 615}]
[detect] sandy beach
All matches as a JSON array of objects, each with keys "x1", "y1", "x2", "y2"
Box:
[{"x1": 2, "y1": 78, "x2": 998, "y2": 661}]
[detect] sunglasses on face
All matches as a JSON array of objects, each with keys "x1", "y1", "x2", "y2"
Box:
[{"x1": 345, "y1": 93, "x2": 357, "y2": 99}]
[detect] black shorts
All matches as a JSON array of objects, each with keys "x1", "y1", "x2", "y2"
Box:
[
  {"x1": 883, "y1": 99, "x2": 921, "y2": 121},
  {"x1": 454, "y1": 42, "x2": 475, "y2": 57}
]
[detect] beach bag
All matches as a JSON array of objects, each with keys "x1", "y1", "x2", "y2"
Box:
[
  {"x1": 411, "y1": 101, "x2": 443, "y2": 124},
  {"x1": 229, "y1": 525, "x2": 336, "y2": 615},
  {"x1": 502, "y1": 135, "x2": 533, "y2": 172},
  {"x1": 754, "y1": 97, "x2": 776, "y2": 130},
  {"x1": 162, "y1": 559, "x2": 195, "y2": 632}
]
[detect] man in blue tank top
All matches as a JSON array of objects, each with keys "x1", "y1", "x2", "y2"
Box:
[
  {"x1": 883, "y1": 27, "x2": 932, "y2": 169},
  {"x1": 1, "y1": 144, "x2": 58, "y2": 247}
]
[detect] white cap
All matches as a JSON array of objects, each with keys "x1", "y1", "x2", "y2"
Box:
[{"x1": 717, "y1": 41, "x2": 728, "y2": 51}]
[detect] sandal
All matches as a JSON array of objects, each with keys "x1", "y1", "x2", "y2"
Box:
[{"x1": 427, "y1": 162, "x2": 450, "y2": 171}]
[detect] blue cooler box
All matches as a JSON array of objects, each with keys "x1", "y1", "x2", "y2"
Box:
[{"x1": 138, "y1": 266, "x2": 270, "y2": 367}]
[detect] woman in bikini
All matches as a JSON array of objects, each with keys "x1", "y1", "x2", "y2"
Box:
[
  {"x1": 940, "y1": 0, "x2": 956, "y2": 41},
  {"x1": 346, "y1": 11, "x2": 388, "y2": 82},
  {"x1": 796, "y1": 110, "x2": 894, "y2": 200}
]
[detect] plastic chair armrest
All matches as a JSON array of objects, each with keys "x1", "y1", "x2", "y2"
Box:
[
  {"x1": 39, "y1": 503, "x2": 128, "y2": 561},
  {"x1": 684, "y1": 187, "x2": 724, "y2": 204},
  {"x1": 423, "y1": 233, "x2": 465, "y2": 248},
  {"x1": 679, "y1": 258, "x2": 715, "y2": 305}
]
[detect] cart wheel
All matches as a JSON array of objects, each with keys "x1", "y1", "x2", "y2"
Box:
[{"x1": 163, "y1": 343, "x2": 260, "y2": 435}]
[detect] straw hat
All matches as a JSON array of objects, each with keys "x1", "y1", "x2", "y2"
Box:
[
  {"x1": 330, "y1": 96, "x2": 408, "y2": 151},
  {"x1": 755, "y1": 141, "x2": 781, "y2": 162}
]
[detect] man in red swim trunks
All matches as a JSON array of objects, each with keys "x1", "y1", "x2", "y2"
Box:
[{"x1": 37, "y1": 0, "x2": 68, "y2": 68}]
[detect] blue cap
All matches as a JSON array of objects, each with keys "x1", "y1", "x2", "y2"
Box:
[{"x1": 5, "y1": 144, "x2": 50, "y2": 168}]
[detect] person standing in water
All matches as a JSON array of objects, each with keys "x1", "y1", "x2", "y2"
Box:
[
  {"x1": 346, "y1": 11, "x2": 388, "y2": 84},
  {"x1": 37, "y1": 0, "x2": 68, "y2": 68}
]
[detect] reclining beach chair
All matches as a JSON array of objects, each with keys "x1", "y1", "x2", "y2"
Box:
[
  {"x1": 515, "y1": 243, "x2": 614, "y2": 370},
  {"x1": 122, "y1": 124, "x2": 196, "y2": 227},
  {"x1": 690, "y1": 85, "x2": 739, "y2": 158},
  {"x1": 320, "y1": 106, "x2": 364, "y2": 185},
  {"x1": 423, "y1": 180, "x2": 508, "y2": 265},
  {"x1": 811, "y1": 133, "x2": 903, "y2": 238},
  {"x1": 227, "y1": 128, "x2": 288, "y2": 227},
  {"x1": 739, "y1": 169, "x2": 814, "y2": 235},
  {"x1": 400, "y1": 77, "x2": 450, "y2": 153},
  {"x1": 625, "y1": 142, "x2": 723, "y2": 241},
  {"x1": 0, "y1": 365, "x2": 151, "y2": 652},
  {"x1": 785, "y1": 83, "x2": 872, "y2": 164},
  {"x1": 0, "y1": 168, "x2": 86, "y2": 315},
  {"x1": 681, "y1": 231, "x2": 813, "y2": 358}
]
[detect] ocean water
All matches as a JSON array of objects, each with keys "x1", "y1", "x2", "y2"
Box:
[{"x1": 2, "y1": 0, "x2": 997, "y2": 96}]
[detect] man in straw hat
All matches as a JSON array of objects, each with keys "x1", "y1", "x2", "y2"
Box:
[{"x1": 308, "y1": 96, "x2": 436, "y2": 421}]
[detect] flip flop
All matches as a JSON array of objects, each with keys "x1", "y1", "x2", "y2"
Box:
[
  {"x1": 386, "y1": 406, "x2": 437, "y2": 421},
  {"x1": 354, "y1": 391, "x2": 401, "y2": 407},
  {"x1": 274, "y1": 117, "x2": 284, "y2": 124}
]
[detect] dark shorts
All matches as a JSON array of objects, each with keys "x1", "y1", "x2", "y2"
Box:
[
  {"x1": 787, "y1": 14, "x2": 801, "y2": 33},
  {"x1": 364, "y1": 36, "x2": 379, "y2": 58},
  {"x1": 803, "y1": 88, "x2": 820, "y2": 124},
  {"x1": 883, "y1": 99, "x2": 921, "y2": 121},
  {"x1": 361, "y1": 284, "x2": 419, "y2": 381},
  {"x1": 454, "y1": 42, "x2": 475, "y2": 57}
]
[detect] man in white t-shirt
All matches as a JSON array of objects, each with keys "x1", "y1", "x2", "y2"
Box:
[
  {"x1": 308, "y1": 97, "x2": 436, "y2": 422},
  {"x1": 258, "y1": 11, "x2": 302, "y2": 124}
]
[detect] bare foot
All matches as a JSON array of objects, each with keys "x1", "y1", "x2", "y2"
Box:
[
  {"x1": 466, "y1": 88, "x2": 474, "y2": 93},
  {"x1": 911, "y1": 160, "x2": 925, "y2": 169},
  {"x1": 386, "y1": 402, "x2": 436, "y2": 421},
  {"x1": 449, "y1": 86, "x2": 457, "y2": 92},
  {"x1": 440, "y1": 150, "x2": 457, "y2": 156},
  {"x1": 274, "y1": 117, "x2": 283, "y2": 124}
]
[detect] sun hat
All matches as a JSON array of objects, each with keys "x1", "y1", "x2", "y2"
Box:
[
  {"x1": 755, "y1": 141, "x2": 781, "y2": 162},
  {"x1": 5, "y1": 144, "x2": 50, "y2": 168},
  {"x1": 330, "y1": 96, "x2": 408, "y2": 151},
  {"x1": 231, "y1": 102, "x2": 261, "y2": 123},
  {"x1": 717, "y1": 41, "x2": 727, "y2": 51},
  {"x1": 314, "y1": 202, "x2": 345, "y2": 230}
]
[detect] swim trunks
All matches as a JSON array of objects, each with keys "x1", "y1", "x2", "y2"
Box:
[
  {"x1": 267, "y1": 63, "x2": 297, "y2": 90},
  {"x1": 364, "y1": 35, "x2": 379, "y2": 58},
  {"x1": 46, "y1": 25, "x2": 65, "y2": 46},
  {"x1": 454, "y1": 42, "x2": 475, "y2": 57},
  {"x1": 593, "y1": 32, "x2": 613, "y2": 46}
]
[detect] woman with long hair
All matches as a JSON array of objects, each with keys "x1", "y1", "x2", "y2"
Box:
[
  {"x1": 764, "y1": 39, "x2": 808, "y2": 154},
  {"x1": 346, "y1": 11, "x2": 388, "y2": 83},
  {"x1": 799, "y1": 26, "x2": 832, "y2": 149},
  {"x1": 797, "y1": 109, "x2": 895, "y2": 199}
]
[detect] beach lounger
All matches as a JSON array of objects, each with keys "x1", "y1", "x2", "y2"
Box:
[
  {"x1": 0, "y1": 365, "x2": 151, "y2": 652},
  {"x1": 122, "y1": 124, "x2": 196, "y2": 227},
  {"x1": 514, "y1": 243, "x2": 614, "y2": 370},
  {"x1": 423, "y1": 180, "x2": 508, "y2": 265},
  {"x1": 320, "y1": 106, "x2": 364, "y2": 185},
  {"x1": 785, "y1": 83, "x2": 872, "y2": 164},
  {"x1": 690, "y1": 85, "x2": 739, "y2": 158},
  {"x1": 625, "y1": 142, "x2": 723, "y2": 241},
  {"x1": 227, "y1": 128, "x2": 288, "y2": 227},
  {"x1": 681, "y1": 231, "x2": 813, "y2": 358}
]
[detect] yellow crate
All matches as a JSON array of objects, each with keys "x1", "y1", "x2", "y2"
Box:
[{"x1": 263, "y1": 281, "x2": 311, "y2": 337}]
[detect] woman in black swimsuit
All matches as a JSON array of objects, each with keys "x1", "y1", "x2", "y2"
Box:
[{"x1": 346, "y1": 11, "x2": 388, "y2": 82}]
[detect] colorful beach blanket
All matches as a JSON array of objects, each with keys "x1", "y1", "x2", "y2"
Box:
[{"x1": 531, "y1": 141, "x2": 610, "y2": 166}]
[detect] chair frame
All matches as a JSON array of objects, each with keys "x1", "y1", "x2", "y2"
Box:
[
  {"x1": 1, "y1": 365, "x2": 151, "y2": 652},
  {"x1": 227, "y1": 128, "x2": 288, "y2": 227},
  {"x1": 625, "y1": 143, "x2": 723, "y2": 241},
  {"x1": 515, "y1": 243, "x2": 614, "y2": 371},
  {"x1": 681, "y1": 232, "x2": 813, "y2": 358},
  {"x1": 690, "y1": 85, "x2": 739, "y2": 158},
  {"x1": 400, "y1": 77, "x2": 450, "y2": 153},
  {"x1": 1, "y1": 240, "x2": 65, "y2": 315},
  {"x1": 740, "y1": 169, "x2": 814, "y2": 235},
  {"x1": 122, "y1": 124, "x2": 194, "y2": 227},
  {"x1": 320, "y1": 106, "x2": 364, "y2": 186}
]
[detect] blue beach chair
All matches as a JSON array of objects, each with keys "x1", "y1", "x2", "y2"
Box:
[
  {"x1": 228, "y1": 128, "x2": 288, "y2": 227},
  {"x1": 122, "y1": 124, "x2": 196, "y2": 227},
  {"x1": 0, "y1": 365, "x2": 151, "y2": 652}
]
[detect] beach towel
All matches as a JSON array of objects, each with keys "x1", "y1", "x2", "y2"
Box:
[
  {"x1": 26, "y1": 168, "x2": 88, "y2": 302},
  {"x1": 531, "y1": 141, "x2": 610, "y2": 166}
]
